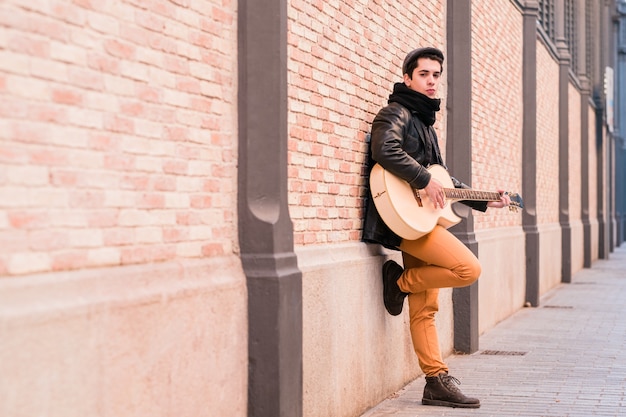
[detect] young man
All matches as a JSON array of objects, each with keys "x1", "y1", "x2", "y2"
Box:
[{"x1": 362, "y1": 47, "x2": 511, "y2": 408}]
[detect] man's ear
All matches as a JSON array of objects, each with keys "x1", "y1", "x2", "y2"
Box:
[{"x1": 403, "y1": 73, "x2": 411, "y2": 86}]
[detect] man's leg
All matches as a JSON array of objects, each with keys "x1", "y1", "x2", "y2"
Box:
[
  {"x1": 402, "y1": 252, "x2": 448, "y2": 376},
  {"x1": 398, "y1": 225, "x2": 481, "y2": 293},
  {"x1": 397, "y1": 226, "x2": 481, "y2": 408}
]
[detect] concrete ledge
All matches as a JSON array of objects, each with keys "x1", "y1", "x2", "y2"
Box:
[
  {"x1": 0, "y1": 255, "x2": 248, "y2": 417},
  {"x1": 0, "y1": 256, "x2": 244, "y2": 322}
]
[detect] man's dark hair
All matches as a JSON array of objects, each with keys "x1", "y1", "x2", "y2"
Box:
[{"x1": 402, "y1": 47, "x2": 444, "y2": 78}]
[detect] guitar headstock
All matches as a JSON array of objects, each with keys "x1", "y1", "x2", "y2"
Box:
[{"x1": 505, "y1": 192, "x2": 524, "y2": 212}]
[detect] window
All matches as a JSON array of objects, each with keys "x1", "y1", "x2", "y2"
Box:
[
  {"x1": 565, "y1": 0, "x2": 578, "y2": 74},
  {"x1": 538, "y1": 0, "x2": 555, "y2": 41},
  {"x1": 585, "y1": 0, "x2": 595, "y2": 81}
]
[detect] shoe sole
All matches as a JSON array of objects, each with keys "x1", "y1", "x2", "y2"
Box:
[{"x1": 422, "y1": 398, "x2": 480, "y2": 408}]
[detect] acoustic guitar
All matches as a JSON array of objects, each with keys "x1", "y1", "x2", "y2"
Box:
[{"x1": 369, "y1": 163, "x2": 524, "y2": 240}]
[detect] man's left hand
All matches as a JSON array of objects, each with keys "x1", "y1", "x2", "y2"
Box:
[{"x1": 487, "y1": 190, "x2": 511, "y2": 209}]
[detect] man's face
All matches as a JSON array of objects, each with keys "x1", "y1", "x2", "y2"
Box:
[{"x1": 403, "y1": 57, "x2": 442, "y2": 98}]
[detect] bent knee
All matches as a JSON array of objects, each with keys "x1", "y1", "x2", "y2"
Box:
[{"x1": 454, "y1": 261, "x2": 481, "y2": 284}]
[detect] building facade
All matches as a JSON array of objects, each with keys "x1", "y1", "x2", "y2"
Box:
[{"x1": 0, "y1": 1, "x2": 620, "y2": 417}]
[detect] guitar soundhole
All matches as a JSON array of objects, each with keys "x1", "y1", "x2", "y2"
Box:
[{"x1": 412, "y1": 189, "x2": 423, "y2": 207}]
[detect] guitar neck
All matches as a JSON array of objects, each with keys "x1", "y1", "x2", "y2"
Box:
[{"x1": 444, "y1": 188, "x2": 501, "y2": 202}]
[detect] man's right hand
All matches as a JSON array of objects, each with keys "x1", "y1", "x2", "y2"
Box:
[{"x1": 423, "y1": 178, "x2": 445, "y2": 209}]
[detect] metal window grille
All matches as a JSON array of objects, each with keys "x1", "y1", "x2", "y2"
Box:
[
  {"x1": 586, "y1": 0, "x2": 594, "y2": 81},
  {"x1": 621, "y1": 7, "x2": 626, "y2": 46},
  {"x1": 539, "y1": 0, "x2": 556, "y2": 41},
  {"x1": 565, "y1": 0, "x2": 578, "y2": 74},
  {"x1": 621, "y1": 1, "x2": 626, "y2": 45}
]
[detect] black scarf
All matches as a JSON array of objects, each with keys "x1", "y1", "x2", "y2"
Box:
[{"x1": 388, "y1": 82, "x2": 440, "y2": 126}]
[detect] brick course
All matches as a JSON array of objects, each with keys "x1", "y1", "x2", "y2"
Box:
[
  {"x1": 0, "y1": 0, "x2": 237, "y2": 276},
  {"x1": 588, "y1": 107, "x2": 598, "y2": 220},
  {"x1": 568, "y1": 84, "x2": 582, "y2": 221},
  {"x1": 288, "y1": 0, "x2": 445, "y2": 246},
  {"x1": 471, "y1": 0, "x2": 524, "y2": 230},
  {"x1": 536, "y1": 42, "x2": 560, "y2": 225}
]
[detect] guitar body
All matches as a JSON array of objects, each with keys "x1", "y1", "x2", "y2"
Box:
[{"x1": 369, "y1": 163, "x2": 461, "y2": 240}]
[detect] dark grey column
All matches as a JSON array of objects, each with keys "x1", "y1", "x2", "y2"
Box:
[
  {"x1": 446, "y1": 0, "x2": 479, "y2": 354},
  {"x1": 581, "y1": 75, "x2": 592, "y2": 267},
  {"x1": 575, "y1": 0, "x2": 593, "y2": 266},
  {"x1": 616, "y1": 2, "x2": 626, "y2": 246},
  {"x1": 596, "y1": 3, "x2": 608, "y2": 259},
  {"x1": 597, "y1": 1, "x2": 613, "y2": 259},
  {"x1": 608, "y1": 131, "x2": 615, "y2": 253},
  {"x1": 555, "y1": 0, "x2": 572, "y2": 282},
  {"x1": 608, "y1": 1, "x2": 618, "y2": 252},
  {"x1": 522, "y1": 1, "x2": 541, "y2": 306},
  {"x1": 238, "y1": 1, "x2": 303, "y2": 416},
  {"x1": 595, "y1": 93, "x2": 609, "y2": 259}
]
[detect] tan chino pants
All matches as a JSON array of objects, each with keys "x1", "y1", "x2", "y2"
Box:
[{"x1": 398, "y1": 225, "x2": 481, "y2": 376}]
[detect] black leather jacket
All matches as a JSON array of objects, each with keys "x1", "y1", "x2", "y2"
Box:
[{"x1": 362, "y1": 102, "x2": 487, "y2": 249}]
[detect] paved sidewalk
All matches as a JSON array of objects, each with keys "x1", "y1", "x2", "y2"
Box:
[{"x1": 361, "y1": 244, "x2": 626, "y2": 417}]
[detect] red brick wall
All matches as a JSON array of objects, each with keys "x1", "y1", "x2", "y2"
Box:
[
  {"x1": 568, "y1": 84, "x2": 582, "y2": 221},
  {"x1": 0, "y1": 0, "x2": 237, "y2": 276},
  {"x1": 536, "y1": 42, "x2": 560, "y2": 225},
  {"x1": 471, "y1": 0, "x2": 524, "y2": 230},
  {"x1": 588, "y1": 106, "x2": 598, "y2": 220},
  {"x1": 287, "y1": 0, "x2": 446, "y2": 246}
]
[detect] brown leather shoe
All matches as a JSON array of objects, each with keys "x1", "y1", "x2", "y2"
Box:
[{"x1": 422, "y1": 373, "x2": 480, "y2": 408}]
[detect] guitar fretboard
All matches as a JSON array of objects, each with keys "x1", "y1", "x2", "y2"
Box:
[{"x1": 444, "y1": 188, "x2": 501, "y2": 202}]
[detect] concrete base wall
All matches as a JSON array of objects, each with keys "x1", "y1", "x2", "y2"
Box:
[
  {"x1": 298, "y1": 244, "x2": 417, "y2": 417},
  {"x1": 0, "y1": 256, "x2": 247, "y2": 417},
  {"x1": 298, "y1": 242, "x2": 457, "y2": 417},
  {"x1": 538, "y1": 223, "x2": 564, "y2": 296},
  {"x1": 571, "y1": 220, "x2": 585, "y2": 275},
  {"x1": 476, "y1": 227, "x2": 526, "y2": 334},
  {"x1": 590, "y1": 219, "x2": 600, "y2": 262}
]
